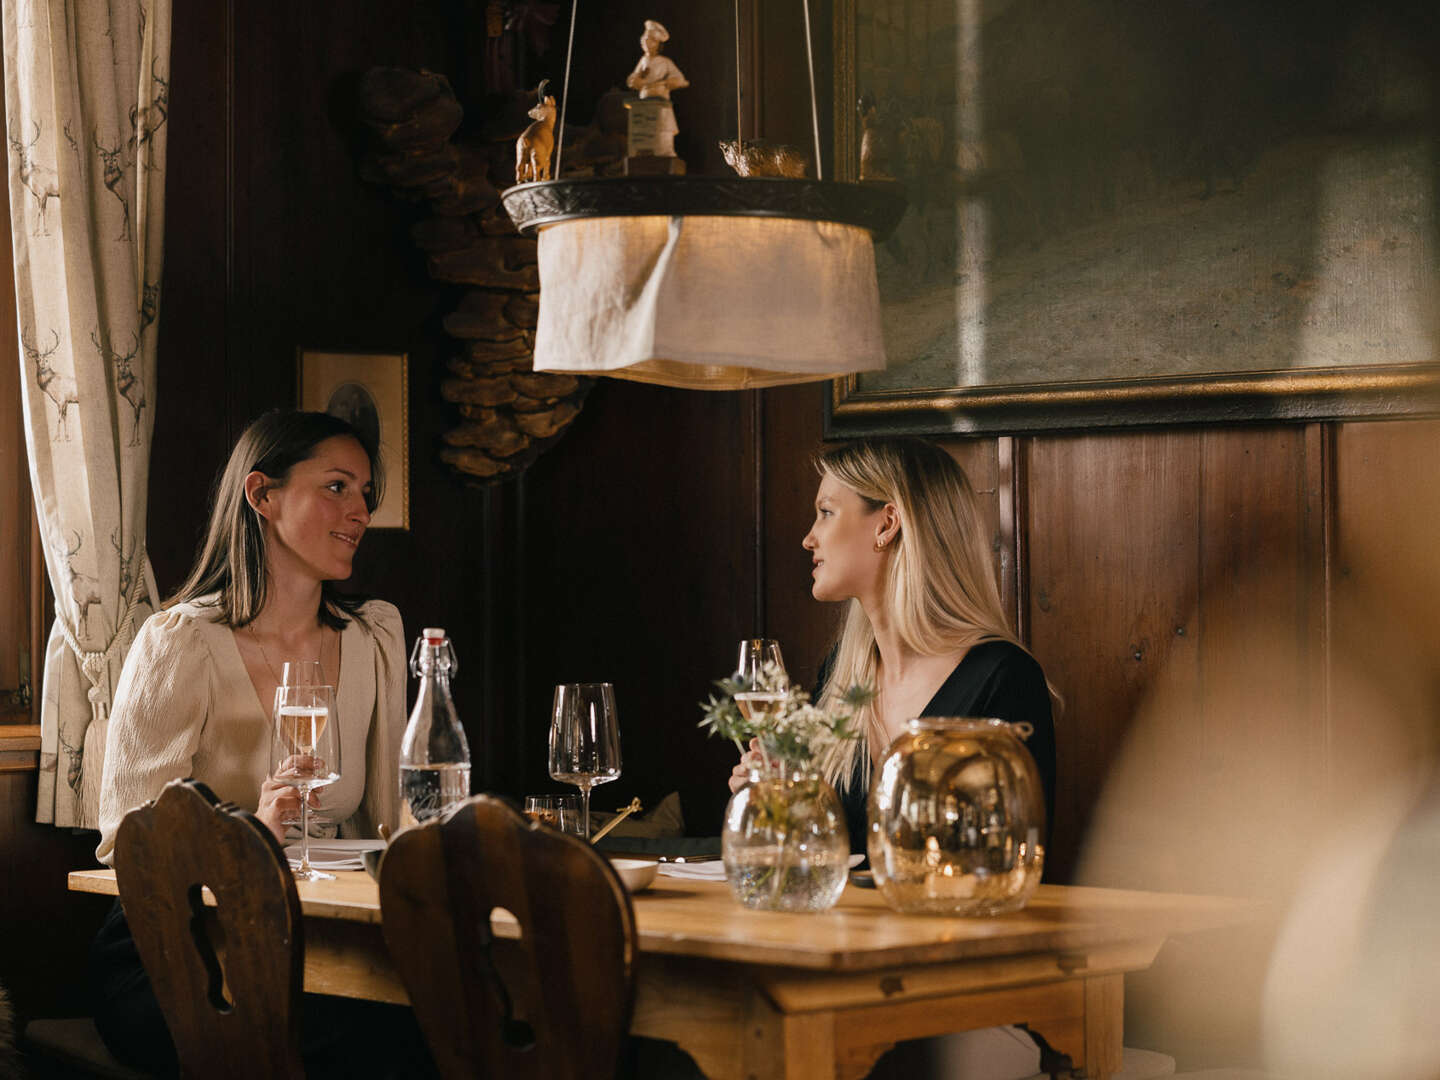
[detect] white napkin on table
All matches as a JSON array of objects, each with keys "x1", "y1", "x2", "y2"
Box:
[
  {"x1": 658, "y1": 854, "x2": 863, "y2": 881},
  {"x1": 657, "y1": 860, "x2": 726, "y2": 880},
  {"x1": 283, "y1": 838, "x2": 385, "y2": 872}
]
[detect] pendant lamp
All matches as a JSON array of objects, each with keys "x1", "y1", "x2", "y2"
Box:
[{"x1": 500, "y1": 2, "x2": 905, "y2": 390}]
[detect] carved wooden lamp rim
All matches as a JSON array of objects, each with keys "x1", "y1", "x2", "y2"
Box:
[{"x1": 501, "y1": 176, "x2": 907, "y2": 241}]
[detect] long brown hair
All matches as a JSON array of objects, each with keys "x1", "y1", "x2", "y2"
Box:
[{"x1": 167, "y1": 410, "x2": 383, "y2": 630}]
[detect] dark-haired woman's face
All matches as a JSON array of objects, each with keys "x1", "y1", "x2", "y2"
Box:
[{"x1": 260, "y1": 436, "x2": 373, "y2": 584}]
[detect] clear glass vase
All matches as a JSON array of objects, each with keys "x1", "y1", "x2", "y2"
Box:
[
  {"x1": 869, "y1": 718, "x2": 1045, "y2": 916},
  {"x1": 721, "y1": 770, "x2": 849, "y2": 912}
]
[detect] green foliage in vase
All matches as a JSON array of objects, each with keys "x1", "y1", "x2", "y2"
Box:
[{"x1": 698, "y1": 661, "x2": 874, "y2": 774}]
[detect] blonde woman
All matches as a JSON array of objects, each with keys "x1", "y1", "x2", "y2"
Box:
[
  {"x1": 728, "y1": 437, "x2": 1058, "y2": 1080},
  {"x1": 731, "y1": 437, "x2": 1055, "y2": 831}
]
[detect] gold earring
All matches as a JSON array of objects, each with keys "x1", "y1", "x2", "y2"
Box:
[{"x1": 874, "y1": 539, "x2": 886, "y2": 552}]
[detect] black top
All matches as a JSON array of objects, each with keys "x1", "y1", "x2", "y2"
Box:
[{"x1": 824, "y1": 640, "x2": 1057, "y2": 857}]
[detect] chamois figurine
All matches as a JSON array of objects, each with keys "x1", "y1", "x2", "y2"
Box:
[{"x1": 515, "y1": 79, "x2": 557, "y2": 183}]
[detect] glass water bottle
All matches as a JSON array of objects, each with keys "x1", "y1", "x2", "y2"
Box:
[{"x1": 398, "y1": 627, "x2": 472, "y2": 826}]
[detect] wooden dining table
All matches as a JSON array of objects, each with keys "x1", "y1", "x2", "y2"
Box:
[{"x1": 71, "y1": 867, "x2": 1255, "y2": 1080}]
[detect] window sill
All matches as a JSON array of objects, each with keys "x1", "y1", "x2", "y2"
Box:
[{"x1": 0, "y1": 723, "x2": 41, "y2": 773}]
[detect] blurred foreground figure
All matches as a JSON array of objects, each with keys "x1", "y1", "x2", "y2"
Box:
[{"x1": 1078, "y1": 433, "x2": 1440, "y2": 1076}]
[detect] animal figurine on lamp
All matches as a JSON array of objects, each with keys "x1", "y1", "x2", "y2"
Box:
[
  {"x1": 515, "y1": 79, "x2": 557, "y2": 183},
  {"x1": 718, "y1": 139, "x2": 809, "y2": 178}
]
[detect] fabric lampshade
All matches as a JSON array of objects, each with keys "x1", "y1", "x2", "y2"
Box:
[{"x1": 531, "y1": 213, "x2": 886, "y2": 389}]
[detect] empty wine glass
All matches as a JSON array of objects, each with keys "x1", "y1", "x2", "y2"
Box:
[
  {"x1": 270, "y1": 682, "x2": 340, "y2": 881},
  {"x1": 548, "y1": 683, "x2": 621, "y2": 839}
]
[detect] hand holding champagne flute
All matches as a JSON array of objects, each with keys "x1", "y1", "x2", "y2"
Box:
[
  {"x1": 548, "y1": 683, "x2": 621, "y2": 839},
  {"x1": 270, "y1": 682, "x2": 340, "y2": 880},
  {"x1": 279, "y1": 659, "x2": 331, "y2": 829},
  {"x1": 732, "y1": 639, "x2": 789, "y2": 778}
]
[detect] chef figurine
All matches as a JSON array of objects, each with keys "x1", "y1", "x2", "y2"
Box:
[{"x1": 625, "y1": 20, "x2": 689, "y2": 159}]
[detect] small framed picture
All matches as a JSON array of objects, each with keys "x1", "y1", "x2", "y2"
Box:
[{"x1": 297, "y1": 349, "x2": 409, "y2": 530}]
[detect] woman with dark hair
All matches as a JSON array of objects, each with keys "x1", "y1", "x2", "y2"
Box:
[{"x1": 90, "y1": 410, "x2": 415, "y2": 1076}]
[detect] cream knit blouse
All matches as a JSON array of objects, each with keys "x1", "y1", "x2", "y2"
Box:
[{"x1": 96, "y1": 595, "x2": 407, "y2": 866}]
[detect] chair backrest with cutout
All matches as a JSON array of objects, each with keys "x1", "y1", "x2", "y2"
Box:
[
  {"x1": 379, "y1": 794, "x2": 637, "y2": 1080},
  {"x1": 114, "y1": 778, "x2": 305, "y2": 1080}
]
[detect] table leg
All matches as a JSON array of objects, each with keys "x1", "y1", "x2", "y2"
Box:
[
  {"x1": 742, "y1": 996, "x2": 838, "y2": 1080},
  {"x1": 1080, "y1": 974, "x2": 1124, "y2": 1079}
]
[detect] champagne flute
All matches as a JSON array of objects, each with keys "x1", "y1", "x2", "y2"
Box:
[
  {"x1": 735, "y1": 638, "x2": 788, "y2": 691},
  {"x1": 548, "y1": 683, "x2": 621, "y2": 839},
  {"x1": 733, "y1": 639, "x2": 790, "y2": 750},
  {"x1": 270, "y1": 683, "x2": 341, "y2": 881},
  {"x1": 280, "y1": 659, "x2": 330, "y2": 829},
  {"x1": 281, "y1": 659, "x2": 324, "y2": 687}
]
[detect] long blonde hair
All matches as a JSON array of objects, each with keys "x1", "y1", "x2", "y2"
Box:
[{"x1": 814, "y1": 438, "x2": 1031, "y2": 790}]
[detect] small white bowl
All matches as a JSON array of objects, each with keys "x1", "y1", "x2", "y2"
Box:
[{"x1": 608, "y1": 857, "x2": 658, "y2": 892}]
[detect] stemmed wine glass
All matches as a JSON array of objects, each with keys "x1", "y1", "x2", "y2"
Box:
[
  {"x1": 282, "y1": 659, "x2": 324, "y2": 687},
  {"x1": 270, "y1": 682, "x2": 341, "y2": 881},
  {"x1": 733, "y1": 637, "x2": 790, "y2": 716},
  {"x1": 548, "y1": 683, "x2": 621, "y2": 839},
  {"x1": 279, "y1": 660, "x2": 330, "y2": 830}
]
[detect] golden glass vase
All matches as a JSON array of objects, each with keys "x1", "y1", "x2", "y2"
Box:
[
  {"x1": 868, "y1": 718, "x2": 1045, "y2": 916},
  {"x1": 721, "y1": 770, "x2": 849, "y2": 912}
]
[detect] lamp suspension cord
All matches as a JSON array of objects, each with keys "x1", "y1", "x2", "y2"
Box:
[
  {"x1": 801, "y1": 0, "x2": 822, "y2": 180},
  {"x1": 735, "y1": 0, "x2": 743, "y2": 154},
  {"x1": 554, "y1": 0, "x2": 579, "y2": 178}
]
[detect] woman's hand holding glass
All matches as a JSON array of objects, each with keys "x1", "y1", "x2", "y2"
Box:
[
  {"x1": 276, "y1": 659, "x2": 333, "y2": 830},
  {"x1": 728, "y1": 639, "x2": 789, "y2": 789},
  {"x1": 727, "y1": 736, "x2": 767, "y2": 794},
  {"x1": 268, "y1": 682, "x2": 341, "y2": 881}
]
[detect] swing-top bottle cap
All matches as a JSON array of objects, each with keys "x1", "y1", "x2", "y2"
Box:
[{"x1": 422, "y1": 627, "x2": 447, "y2": 643}]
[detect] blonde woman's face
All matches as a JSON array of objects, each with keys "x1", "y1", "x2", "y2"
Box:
[{"x1": 802, "y1": 473, "x2": 888, "y2": 603}]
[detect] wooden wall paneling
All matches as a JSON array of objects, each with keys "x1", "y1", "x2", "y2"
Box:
[
  {"x1": 519, "y1": 382, "x2": 761, "y2": 836},
  {"x1": 1193, "y1": 425, "x2": 1322, "y2": 835},
  {"x1": 0, "y1": 769, "x2": 112, "y2": 1021},
  {"x1": 1000, "y1": 435, "x2": 1025, "y2": 637},
  {"x1": 146, "y1": 0, "x2": 234, "y2": 590},
  {"x1": 942, "y1": 438, "x2": 1011, "y2": 628},
  {"x1": 1329, "y1": 420, "x2": 1440, "y2": 796},
  {"x1": 1024, "y1": 430, "x2": 1203, "y2": 885},
  {"x1": 762, "y1": 383, "x2": 834, "y2": 696},
  {"x1": 1117, "y1": 426, "x2": 1319, "y2": 1069}
]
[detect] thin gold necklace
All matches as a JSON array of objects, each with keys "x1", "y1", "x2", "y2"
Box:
[{"x1": 248, "y1": 622, "x2": 325, "y2": 685}]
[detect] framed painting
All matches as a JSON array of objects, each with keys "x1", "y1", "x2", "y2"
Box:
[
  {"x1": 297, "y1": 350, "x2": 410, "y2": 530},
  {"x1": 827, "y1": 0, "x2": 1440, "y2": 436}
]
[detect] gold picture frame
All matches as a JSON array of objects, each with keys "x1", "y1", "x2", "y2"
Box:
[
  {"x1": 827, "y1": 0, "x2": 1440, "y2": 437},
  {"x1": 297, "y1": 350, "x2": 409, "y2": 530}
]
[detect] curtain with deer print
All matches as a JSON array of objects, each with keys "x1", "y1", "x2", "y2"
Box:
[{"x1": 3, "y1": 0, "x2": 170, "y2": 828}]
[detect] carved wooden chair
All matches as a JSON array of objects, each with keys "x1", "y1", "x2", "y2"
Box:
[
  {"x1": 114, "y1": 778, "x2": 305, "y2": 1080},
  {"x1": 379, "y1": 794, "x2": 637, "y2": 1080}
]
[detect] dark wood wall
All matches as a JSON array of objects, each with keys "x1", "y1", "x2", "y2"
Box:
[{"x1": 4, "y1": 1, "x2": 1438, "y2": 1048}]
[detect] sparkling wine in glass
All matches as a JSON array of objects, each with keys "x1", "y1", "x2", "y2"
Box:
[
  {"x1": 548, "y1": 683, "x2": 621, "y2": 839},
  {"x1": 733, "y1": 639, "x2": 789, "y2": 777},
  {"x1": 270, "y1": 683, "x2": 341, "y2": 881},
  {"x1": 279, "y1": 659, "x2": 331, "y2": 829},
  {"x1": 733, "y1": 639, "x2": 789, "y2": 717}
]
